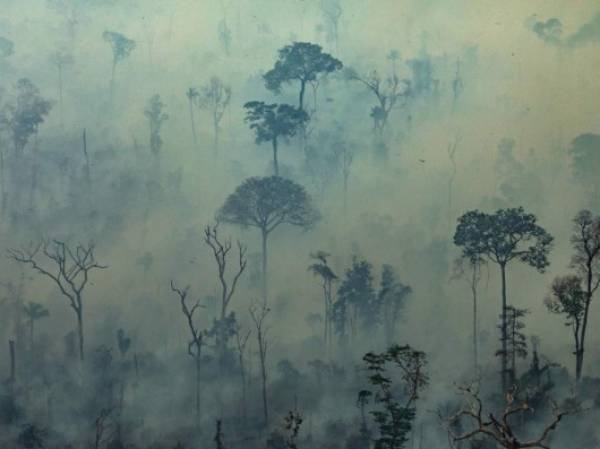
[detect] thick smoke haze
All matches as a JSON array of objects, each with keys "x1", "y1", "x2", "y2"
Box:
[{"x1": 1, "y1": 1, "x2": 600, "y2": 448}]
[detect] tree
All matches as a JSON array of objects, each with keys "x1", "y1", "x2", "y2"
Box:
[
  {"x1": 345, "y1": 68, "x2": 410, "y2": 140},
  {"x1": 102, "y1": 31, "x2": 136, "y2": 101},
  {"x1": 308, "y1": 251, "x2": 337, "y2": 356},
  {"x1": 8, "y1": 240, "x2": 107, "y2": 361},
  {"x1": 197, "y1": 77, "x2": 231, "y2": 157},
  {"x1": 217, "y1": 19, "x2": 232, "y2": 56},
  {"x1": 319, "y1": 0, "x2": 342, "y2": 53},
  {"x1": 217, "y1": 176, "x2": 320, "y2": 304},
  {"x1": 22, "y1": 301, "x2": 49, "y2": 352},
  {"x1": 567, "y1": 210, "x2": 600, "y2": 380},
  {"x1": 454, "y1": 208, "x2": 553, "y2": 391},
  {"x1": 234, "y1": 324, "x2": 251, "y2": 422},
  {"x1": 264, "y1": 42, "x2": 343, "y2": 111},
  {"x1": 204, "y1": 223, "x2": 247, "y2": 364},
  {"x1": 250, "y1": 302, "x2": 270, "y2": 428},
  {"x1": 334, "y1": 257, "x2": 377, "y2": 341},
  {"x1": 244, "y1": 101, "x2": 308, "y2": 176},
  {"x1": 452, "y1": 254, "x2": 485, "y2": 373},
  {"x1": 442, "y1": 383, "x2": 579, "y2": 449},
  {"x1": 497, "y1": 306, "x2": 528, "y2": 386},
  {"x1": 360, "y1": 345, "x2": 428, "y2": 449},
  {"x1": 144, "y1": 94, "x2": 169, "y2": 157},
  {"x1": 378, "y1": 265, "x2": 411, "y2": 345},
  {"x1": 544, "y1": 275, "x2": 586, "y2": 380},
  {"x1": 185, "y1": 87, "x2": 199, "y2": 148},
  {"x1": 49, "y1": 50, "x2": 74, "y2": 127},
  {"x1": 170, "y1": 281, "x2": 205, "y2": 420}
]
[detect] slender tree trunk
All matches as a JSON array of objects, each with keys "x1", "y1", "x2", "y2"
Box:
[
  {"x1": 58, "y1": 64, "x2": 64, "y2": 127},
  {"x1": 471, "y1": 266, "x2": 478, "y2": 372},
  {"x1": 0, "y1": 149, "x2": 6, "y2": 218},
  {"x1": 76, "y1": 306, "x2": 84, "y2": 362},
  {"x1": 343, "y1": 172, "x2": 348, "y2": 217},
  {"x1": 29, "y1": 318, "x2": 34, "y2": 352},
  {"x1": 299, "y1": 79, "x2": 306, "y2": 111},
  {"x1": 577, "y1": 261, "x2": 594, "y2": 381},
  {"x1": 261, "y1": 228, "x2": 268, "y2": 306},
  {"x1": 272, "y1": 138, "x2": 279, "y2": 176},
  {"x1": 213, "y1": 114, "x2": 219, "y2": 158},
  {"x1": 258, "y1": 336, "x2": 268, "y2": 427},
  {"x1": 8, "y1": 339, "x2": 15, "y2": 382},
  {"x1": 195, "y1": 349, "x2": 201, "y2": 419},
  {"x1": 239, "y1": 352, "x2": 247, "y2": 423},
  {"x1": 110, "y1": 59, "x2": 117, "y2": 103},
  {"x1": 189, "y1": 99, "x2": 198, "y2": 148},
  {"x1": 500, "y1": 263, "x2": 508, "y2": 391}
]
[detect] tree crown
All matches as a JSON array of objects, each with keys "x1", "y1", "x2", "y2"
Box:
[{"x1": 244, "y1": 101, "x2": 308, "y2": 145}]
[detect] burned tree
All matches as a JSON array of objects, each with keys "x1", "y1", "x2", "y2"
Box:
[
  {"x1": 264, "y1": 42, "x2": 342, "y2": 111},
  {"x1": 186, "y1": 87, "x2": 199, "y2": 148},
  {"x1": 197, "y1": 77, "x2": 231, "y2": 157},
  {"x1": 102, "y1": 30, "x2": 135, "y2": 101},
  {"x1": 243, "y1": 101, "x2": 308, "y2": 176},
  {"x1": 9, "y1": 240, "x2": 107, "y2": 361},
  {"x1": 218, "y1": 176, "x2": 320, "y2": 304},
  {"x1": 250, "y1": 302, "x2": 270, "y2": 428},
  {"x1": 377, "y1": 265, "x2": 411, "y2": 346},
  {"x1": 49, "y1": 50, "x2": 73, "y2": 126},
  {"x1": 454, "y1": 208, "x2": 553, "y2": 392},
  {"x1": 171, "y1": 281, "x2": 205, "y2": 420},
  {"x1": 442, "y1": 383, "x2": 579, "y2": 449},
  {"x1": 204, "y1": 223, "x2": 247, "y2": 365},
  {"x1": 144, "y1": 94, "x2": 169, "y2": 157}
]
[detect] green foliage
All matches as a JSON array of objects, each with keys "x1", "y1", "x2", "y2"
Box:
[
  {"x1": 102, "y1": 30, "x2": 135, "y2": 63},
  {"x1": 360, "y1": 345, "x2": 427, "y2": 449},
  {"x1": 454, "y1": 207, "x2": 553, "y2": 270}
]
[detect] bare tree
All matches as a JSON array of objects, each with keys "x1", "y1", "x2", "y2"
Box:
[
  {"x1": 249, "y1": 302, "x2": 270, "y2": 428},
  {"x1": 49, "y1": 50, "x2": 73, "y2": 127},
  {"x1": 204, "y1": 223, "x2": 247, "y2": 364},
  {"x1": 170, "y1": 280, "x2": 205, "y2": 420},
  {"x1": 197, "y1": 77, "x2": 231, "y2": 157},
  {"x1": 8, "y1": 240, "x2": 107, "y2": 361},
  {"x1": 441, "y1": 384, "x2": 579, "y2": 449},
  {"x1": 186, "y1": 87, "x2": 199, "y2": 148}
]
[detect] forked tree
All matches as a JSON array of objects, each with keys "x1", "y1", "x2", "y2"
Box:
[
  {"x1": 197, "y1": 77, "x2": 231, "y2": 157},
  {"x1": 9, "y1": 240, "x2": 107, "y2": 361},
  {"x1": 170, "y1": 281, "x2": 205, "y2": 420},
  {"x1": 204, "y1": 223, "x2": 247, "y2": 364}
]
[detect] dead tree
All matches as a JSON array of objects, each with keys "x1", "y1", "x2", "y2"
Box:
[
  {"x1": 441, "y1": 384, "x2": 580, "y2": 449},
  {"x1": 8, "y1": 339, "x2": 15, "y2": 383},
  {"x1": 234, "y1": 324, "x2": 251, "y2": 423},
  {"x1": 250, "y1": 302, "x2": 270, "y2": 428},
  {"x1": 8, "y1": 240, "x2": 107, "y2": 361},
  {"x1": 171, "y1": 280, "x2": 205, "y2": 420},
  {"x1": 204, "y1": 223, "x2": 247, "y2": 364},
  {"x1": 447, "y1": 134, "x2": 461, "y2": 229}
]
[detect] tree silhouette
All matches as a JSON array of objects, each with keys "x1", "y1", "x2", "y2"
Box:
[
  {"x1": 197, "y1": 77, "x2": 231, "y2": 157},
  {"x1": 308, "y1": 251, "x2": 337, "y2": 356},
  {"x1": 102, "y1": 30, "x2": 135, "y2": 101},
  {"x1": 454, "y1": 208, "x2": 553, "y2": 392},
  {"x1": 144, "y1": 94, "x2": 169, "y2": 157},
  {"x1": 218, "y1": 176, "x2": 320, "y2": 304},
  {"x1": 264, "y1": 42, "x2": 342, "y2": 111},
  {"x1": 9, "y1": 240, "x2": 107, "y2": 361},
  {"x1": 22, "y1": 301, "x2": 49, "y2": 352},
  {"x1": 244, "y1": 101, "x2": 308, "y2": 176},
  {"x1": 185, "y1": 87, "x2": 199, "y2": 148},
  {"x1": 49, "y1": 50, "x2": 74, "y2": 127}
]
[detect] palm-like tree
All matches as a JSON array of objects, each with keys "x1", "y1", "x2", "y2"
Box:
[{"x1": 23, "y1": 301, "x2": 49, "y2": 351}]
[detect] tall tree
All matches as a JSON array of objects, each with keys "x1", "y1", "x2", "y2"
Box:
[
  {"x1": 497, "y1": 306, "x2": 528, "y2": 386},
  {"x1": 308, "y1": 251, "x2": 337, "y2": 356},
  {"x1": 49, "y1": 50, "x2": 74, "y2": 127},
  {"x1": 170, "y1": 281, "x2": 205, "y2": 420},
  {"x1": 185, "y1": 87, "x2": 199, "y2": 148},
  {"x1": 102, "y1": 31, "x2": 136, "y2": 101},
  {"x1": 243, "y1": 101, "x2": 308, "y2": 176},
  {"x1": 250, "y1": 302, "x2": 270, "y2": 428},
  {"x1": 9, "y1": 240, "x2": 107, "y2": 361},
  {"x1": 197, "y1": 77, "x2": 231, "y2": 157},
  {"x1": 377, "y1": 265, "x2": 411, "y2": 345},
  {"x1": 22, "y1": 301, "x2": 49, "y2": 352},
  {"x1": 567, "y1": 210, "x2": 600, "y2": 380},
  {"x1": 203, "y1": 223, "x2": 247, "y2": 365},
  {"x1": 545, "y1": 275, "x2": 586, "y2": 380},
  {"x1": 264, "y1": 42, "x2": 342, "y2": 111},
  {"x1": 217, "y1": 176, "x2": 320, "y2": 304},
  {"x1": 143, "y1": 94, "x2": 169, "y2": 157},
  {"x1": 454, "y1": 207, "x2": 553, "y2": 391},
  {"x1": 319, "y1": 0, "x2": 342, "y2": 54}
]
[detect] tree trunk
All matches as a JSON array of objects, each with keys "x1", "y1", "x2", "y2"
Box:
[
  {"x1": 213, "y1": 114, "x2": 219, "y2": 158},
  {"x1": 189, "y1": 99, "x2": 198, "y2": 148},
  {"x1": 299, "y1": 79, "x2": 306, "y2": 111},
  {"x1": 261, "y1": 228, "x2": 268, "y2": 306},
  {"x1": 272, "y1": 138, "x2": 279, "y2": 176},
  {"x1": 0, "y1": 149, "x2": 6, "y2": 218},
  {"x1": 500, "y1": 263, "x2": 508, "y2": 392},
  {"x1": 577, "y1": 260, "x2": 594, "y2": 381},
  {"x1": 76, "y1": 306, "x2": 84, "y2": 362},
  {"x1": 8, "y1": 339, "x2": 15, "y2": 382},
  {"x1": 29, "y1": 318, "x2": 34, "y2": 352},
  {"x1": 259, "y1": 338, "x2": 268, "y2": 427},
  {"x1": 58, "y1": 64, "x2": 64, "y2": 127},
  {"x1": 471, "y1": 266, "x2": 478, "y2": 373},
  {"x1": 110, "y1": 60, "x2": 117, "y2": 103},
  {"x1": 195, "y1": 349, "x2": 201, "y2": 419}
]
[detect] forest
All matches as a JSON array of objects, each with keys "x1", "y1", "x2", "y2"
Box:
[{"x1": 1, "y1": 1, "x2": 600, "y2": 448}]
